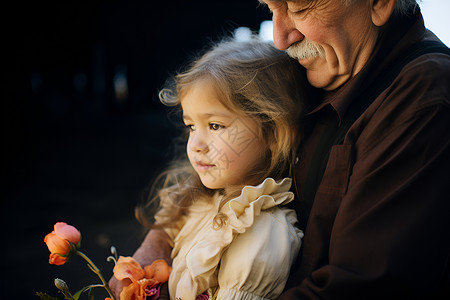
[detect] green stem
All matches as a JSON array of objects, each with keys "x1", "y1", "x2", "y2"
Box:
[{"x1": 76, "y1": 250, "x2": 116, "y2": 300}]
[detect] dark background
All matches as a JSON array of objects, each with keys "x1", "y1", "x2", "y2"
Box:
[{"x1": 2, "y1": 1, "x2": 271, "y2": 299}]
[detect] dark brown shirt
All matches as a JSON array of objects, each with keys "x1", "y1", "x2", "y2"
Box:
[{"x1": 281, "y1": 8, "x2": 450, "y2": 300}]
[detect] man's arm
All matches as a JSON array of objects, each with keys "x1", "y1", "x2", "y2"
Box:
[{"x1": 109, "y1": 229, "x2": 172, "y2": 299}]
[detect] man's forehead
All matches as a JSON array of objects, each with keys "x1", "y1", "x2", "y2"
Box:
[
  {"x1": 259, "y1": 0, "x2": 320, "y2": 5},
  {"x1": 259, "y1": 0, "x2": 284, "y2": 4}
]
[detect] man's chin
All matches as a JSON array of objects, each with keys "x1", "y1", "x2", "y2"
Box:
[
  {"x1": 305, "y1": 69, "x2": 335, "y2": 91},
  {"x1": 307, "y1": 70, "x2": 350, "y2": 91}
]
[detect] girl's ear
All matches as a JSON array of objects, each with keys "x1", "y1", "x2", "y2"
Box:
[{"x1": 371, "y1": 0, "x2": 397, "y2": 27}]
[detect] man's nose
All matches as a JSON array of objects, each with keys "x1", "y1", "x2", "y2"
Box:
[{"x1": 272, "y1": 11, "x2": 304, "y2": 50}]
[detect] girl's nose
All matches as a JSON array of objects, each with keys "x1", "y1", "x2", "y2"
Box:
[
  {"x1": 272, "y1": 10, "x2": 304, "y2": 51},
  {"x1": 189, "y1": 132, "x2": 209, "y2": 153}
]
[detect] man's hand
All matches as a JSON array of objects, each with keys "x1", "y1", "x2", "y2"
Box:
[
  {"x1": 108, "y1": 278, "x2": 169, "y2": 300},
  {"x1": 108, "y1": 277, "x2": 131, "y2": 299}
]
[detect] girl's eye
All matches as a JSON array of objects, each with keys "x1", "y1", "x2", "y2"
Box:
[
  {"x1": 186, "y1": 124, "x2": 196, "y2": 131},
  {"x1": 209, "y1": 123, "x2": 224, "y2": 131}
]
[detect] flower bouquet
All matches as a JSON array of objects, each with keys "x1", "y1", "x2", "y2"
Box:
[{"x1": 38, "y1": 222, "x2": 171, "y2": 300}]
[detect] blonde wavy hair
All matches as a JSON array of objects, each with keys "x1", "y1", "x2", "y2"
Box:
[{"x1": 136, "y1": 37, "x2": 309, "y2": 229}]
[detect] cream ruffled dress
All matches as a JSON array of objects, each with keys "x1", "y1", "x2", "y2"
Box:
[{"x1": 155, "y1": 178, "x2": 303, "y2": 300}]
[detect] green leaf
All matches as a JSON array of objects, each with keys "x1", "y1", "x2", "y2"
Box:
[
  {"x1": 68, "y1": 241, "x2": 78, "y2": 253},
  {"x1": 71, "y1": 289, "x2": 83, "y2": 300},
  {"x1": 35, "y1": 292, "x2": 60, "y2": 300},
  {"x1": 72, "y1": 284, "x2": 101, "y2": 300}
]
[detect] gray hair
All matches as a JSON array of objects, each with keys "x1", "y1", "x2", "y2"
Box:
[{"x1": 344, "y1": 0, "x2": 418, "y2": 16}]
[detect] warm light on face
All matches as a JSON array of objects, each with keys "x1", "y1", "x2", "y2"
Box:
[
  {"x1": 181, "y1": 80, "x2": 266, "y2": 190},
  {"x1": 260, "y1": 0, "x2": 382, "y2": 90}
]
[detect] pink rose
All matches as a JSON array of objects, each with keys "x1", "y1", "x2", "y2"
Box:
[{"x1": 44, "y1": 222, "x2": 81, "y2": 265}]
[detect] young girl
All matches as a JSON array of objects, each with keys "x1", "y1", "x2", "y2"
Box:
[{"x1": 136, "y1": 37, "x2": 308, "y2": 299}]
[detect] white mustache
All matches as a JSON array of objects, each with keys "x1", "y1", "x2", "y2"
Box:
[{"x1": 286, "y1": 39, "x2": 325, "y2": 60}]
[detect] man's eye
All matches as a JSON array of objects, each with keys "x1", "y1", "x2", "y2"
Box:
[
  {"x1": 288, "y1": 7, "x2": 307, "y2": 15},
  {"x1": 287, "y1": 2, "x2": 310, "y2": 15},
  {"x1": 290, "y1": 9, "x2": 305, "y2": 14},
  {"x1": 210, "y1": 123, "x2": 224, "y2": 131}
]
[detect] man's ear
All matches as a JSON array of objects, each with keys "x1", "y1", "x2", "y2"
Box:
[{"x1": 371, "y1": 0, "x2": 397, "y2": 26}]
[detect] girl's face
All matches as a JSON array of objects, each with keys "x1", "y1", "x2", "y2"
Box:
[{"x1": 181, "y1": 79, "x2": 267, "y2": 190}]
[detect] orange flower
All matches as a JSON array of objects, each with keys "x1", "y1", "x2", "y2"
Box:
[
  {"x1": 44, "y1": 222, "x2": 81, "y2": 265},
  {"x1": 113, "y1": 256, "x2": 171, "y2": 300}
]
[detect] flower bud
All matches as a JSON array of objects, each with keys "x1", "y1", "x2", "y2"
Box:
[
  {"x1": 110, "y1": 246, "x2": 117, "y2": 257},
  {"x1": 54, "y1": 278, "x2": 69, "y2": 293}
]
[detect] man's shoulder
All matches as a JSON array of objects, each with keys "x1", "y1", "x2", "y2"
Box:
[
  {"x1": 352, "y1": 46, "x2": 450, "y2": 150},
  {"x1": 388, "y1": 46, "x2": 450, "y2": 110},
  {"x1": 402, "y1": 46, "x2": 450, "y2": 80}
]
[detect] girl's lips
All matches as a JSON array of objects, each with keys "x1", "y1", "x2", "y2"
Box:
[{"x1": 195, "y1": 161, "x2": 215, "y2": 171}]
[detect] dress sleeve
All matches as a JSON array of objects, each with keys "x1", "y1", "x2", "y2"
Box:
[
  {"x1": 217, "y1": 207, "x2": 303, "y2": 299},
  {"x1": 154, "y1": 195, "x2": 186, "y2": 246}
]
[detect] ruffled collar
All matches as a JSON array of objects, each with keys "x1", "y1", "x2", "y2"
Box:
[
  {"x1": 170, "y1": 177, "x2": 294, "y2": 300},
  {"x1": 221, "y1": 177, "x2": 294, "y2": 231}
]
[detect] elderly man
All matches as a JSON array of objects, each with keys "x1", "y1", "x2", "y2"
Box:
[
  {"x1": 110, "y1": 0, "x2": 450, "y2": 299},
  {"x1": 260, "y1": 0, "x2": 450, "y2": 299}
]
